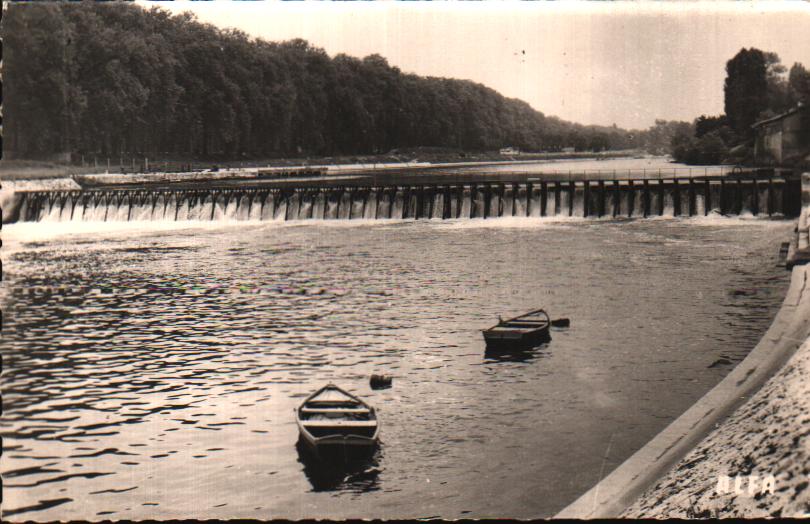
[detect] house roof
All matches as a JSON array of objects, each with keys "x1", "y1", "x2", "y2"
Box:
[{"x1": 752, "y1": 104, "x2": 807, "y2": 129}]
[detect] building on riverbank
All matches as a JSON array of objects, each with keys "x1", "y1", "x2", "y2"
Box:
[{"x1": 752, "y1": 104, "x2": 810, "y2": 166}]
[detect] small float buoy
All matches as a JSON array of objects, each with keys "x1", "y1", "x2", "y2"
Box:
[{"x1": 370, "y1": 374, "x2": 392, "y2": 389}]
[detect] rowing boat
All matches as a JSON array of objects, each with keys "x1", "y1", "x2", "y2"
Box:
[
  {"x1": 482, "y1": 308, "x2": 551, "y2": 350},
  {"x1": 296, "y1": 384, "x2": 379, "y2": 453}
]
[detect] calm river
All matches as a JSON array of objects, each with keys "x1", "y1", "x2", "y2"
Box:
[{"x1": 0, "y1": 215, "x2": 792, "y2": 520}]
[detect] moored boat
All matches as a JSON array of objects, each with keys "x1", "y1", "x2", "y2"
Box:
[
  {"x1": 296, "y1": 384, "x2": 379, "y2": 453},
  {"x1": 482, "y1": 308, "x2": 551, "y2": 350}
]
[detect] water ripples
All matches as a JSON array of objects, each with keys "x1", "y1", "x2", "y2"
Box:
[{"x1": 0, "y1": 217, "x2": 793, "y2": 519}]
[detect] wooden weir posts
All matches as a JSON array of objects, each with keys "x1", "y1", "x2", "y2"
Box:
[{"x1": 11, "y1": 170, "x2": 801, "y2": 223}]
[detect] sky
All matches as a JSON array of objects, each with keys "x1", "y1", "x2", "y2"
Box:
[{"x1": 151, "y1": 1, "x2": 810, "y2": 131}]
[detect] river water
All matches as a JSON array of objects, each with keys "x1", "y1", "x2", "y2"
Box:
[
  {"x1": 0, "y1": 215, "x2": 792, "y2": 520},
  {"x1": 454, "y1": 156, "x2": 729, "y2": 178}
]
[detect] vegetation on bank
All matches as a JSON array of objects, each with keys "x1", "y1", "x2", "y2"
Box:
[
  {"x1": 4, "y1": 2, "x2": 676, "y2": 163},
  {"x1": 670, "y1": 48, "x2": 810, "y2": 165}
]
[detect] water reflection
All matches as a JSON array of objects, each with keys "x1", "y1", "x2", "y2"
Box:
[
  {"x1": 296, "y1": 440, "x2": 382, "y2": 493},
  {"x1": 484, "y1": 343, "x2": 552, "y2": 363}
]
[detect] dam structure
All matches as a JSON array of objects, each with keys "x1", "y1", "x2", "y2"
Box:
[{"x1": 11, "y1": 174, "x2": 800, "y2": 223}]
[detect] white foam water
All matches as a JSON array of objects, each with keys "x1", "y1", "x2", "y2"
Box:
[
  {"x1": 488, "y1": 193, "x2": 500, "y2": 217},
  {"x1": 407, "y1": 193, "x2": 418, "y2": 219},
  {"x1": 249, "y1": 194, "x2": 264, "y2": 221},
  {"x1": 71, "y1": 200, "x2": 86, "y2": 221},
  {"x1": 662, "y1": 189, "x2": 676, "y2": 217},
  {"x1": 449, "y1": 191, "x2": 459, "y2": 219},
  {"x1": 284, "y1": 193, "x2": 298, "y2": 221},
  {"x1": 694, "y1": 193, "x2": 706, "y2": 217},
  {"x1": 190, "y1": 197, "x2": 205, "y2": 221},
  {"x1": 350, "y1": 193, "x2": 365, "y2": 219},
  {"x1": 237, "y1": 194, "x2": 252, "y2": 220},
  {"x1": 431, "y1": 192, "x2": 444, "y2": 219},
  {"x1": 558, "y1": 190, "x2": 570, "y2": 216},
  {"x1": 132, "y1": 200, "x2": 153, "y2": 221},
  {"x1": 392, "y1": 191, "x2": 404, "y2": 219},
  {"x1": 313, "y1": 192, "x2": 326, "y2": 220},
  {"x1": 501, "y1": 187, "x2": 515, "y2": 217},
  {"x1": 617, "y1": 189, "x2": 630, "y2": 217},
  {"x1": 544, "y1": 187, "x2": 556, "y2": 216},
  {"x1": 571, "y1": 186, "x2": 584, "y2": 216},
  {"x1": 262, "y1": 194, "x2": 277, "y2": 221},
  {"x1": 298, "y1": 193, "x2": 313, "y2": 220},
  {"x1": 339, "y1": 192, "x2": 352, "y2": 219},
  {"x1": 365, "y1": 191, "x2": 378, "y2": 219},
  {"x1": 325, "y1": 194, "x2": 339, "y2": 219},
  {"x1": 514, "y1": 186, "x2": 527, "y2": 217},
  {"x1": 274, "y1": 199, "x2": 288, "y2": 221},
  {"x1": 460, "y1": 188, "x2": 472, "y2": 218}
]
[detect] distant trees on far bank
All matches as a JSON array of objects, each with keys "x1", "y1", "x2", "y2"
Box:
[
  {"x1": 672, "y1": 47, "x2": 810, "y2": 165},
  {"x1": 3, "y1": 2, "x2": 682, "y2": 163}
]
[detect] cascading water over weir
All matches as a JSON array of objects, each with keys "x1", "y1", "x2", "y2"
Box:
[{"x1": 11, "y1": 176, "x2": 798, "y2": 223}]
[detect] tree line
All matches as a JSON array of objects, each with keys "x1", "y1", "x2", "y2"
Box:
[
  {"x1": 671, "y1": 48, "x2": 810, "y2": 165},
  {"x1": 3, "y1": 2, "x2": 678, "y2": 162}
]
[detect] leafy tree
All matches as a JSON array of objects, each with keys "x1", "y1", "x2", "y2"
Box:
[
  {"x1": 763, "y1": 52, "x2": 793, "y2": 116},
  {"x1": 788, "y1": 63, "x2": 810, "y2": 105},
  {"x1": 694, "y1": 115, "x2": 729, "y2": 138},
  {"x1": 1, "y1": 1, "x2": 654, "y2": 161},
  {"x1": 2, "y1": 2, "x2": 75, "y2": 158},
  {"x1": 724, "y1": 48, "x2": 769, "y2": 137}
]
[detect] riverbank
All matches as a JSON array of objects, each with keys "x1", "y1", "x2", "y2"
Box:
[
  {"x1": 0, "y1": 150, "x2": 641, "y2": 181},
  {"x1": 556, "y1": 173, "x2": 810, "y2": 519},
  {"x1": 620, "y1": 177, "x2": 810, "y2": 518},
  {"x1": 621, "y1": 329, "x2": 810, "y2": 518}
]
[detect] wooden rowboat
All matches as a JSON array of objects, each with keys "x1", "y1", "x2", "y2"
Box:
[
  {"x1": 296, "y1": 384, "x2": 379, "y2": 453},
  {"x1": 482, "y1": 308, "x2": 551, "y2": 350}
]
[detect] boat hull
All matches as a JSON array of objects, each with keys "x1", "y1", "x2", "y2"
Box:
[
  {"x1": 482, "y1": 308, "x2": 552, "y2": 351},
  {"x1": 295, "y1": 384, "x2": 380, "y2": 458},
  {"x1": 298, "y1": 430, "x2": 378, "y2": 450},
  {"x1": 483, "y1": 328, "x2": 550, "y2": 350},
  {"x1": 297, "y1": 428, "x2": 378, "y2": 463}
]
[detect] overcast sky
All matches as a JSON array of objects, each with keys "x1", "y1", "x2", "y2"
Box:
[{"x1": 151, "y1": 1, "x2": 810, "y2": 130}]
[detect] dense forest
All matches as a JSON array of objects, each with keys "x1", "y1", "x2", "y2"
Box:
[
  {"x1": 671, "y1": 48, "x2": 810, "y2": 165},
  {"x1": 2, "y1": 2, "x2": 676, "y2": 162}
]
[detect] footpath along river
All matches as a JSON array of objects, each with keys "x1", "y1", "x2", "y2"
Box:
[{"x1": 0, "y1": 214, "x2": 793, "y2": 519}]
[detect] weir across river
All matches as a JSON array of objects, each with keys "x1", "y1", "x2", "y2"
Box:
[{"x1": 12, "y1": 173, "x2": 801, "y2": 223}]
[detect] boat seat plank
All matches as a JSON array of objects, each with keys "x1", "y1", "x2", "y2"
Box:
[
  {"x1": 301, "y1": 407, "x2": 370, "y2": 414},
  {"x1": 306, "y1": 403, "x2": 361, "y2": 409},
  {"x1": 302, "y1": 420, "x2": 377, "y2": 428}
]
